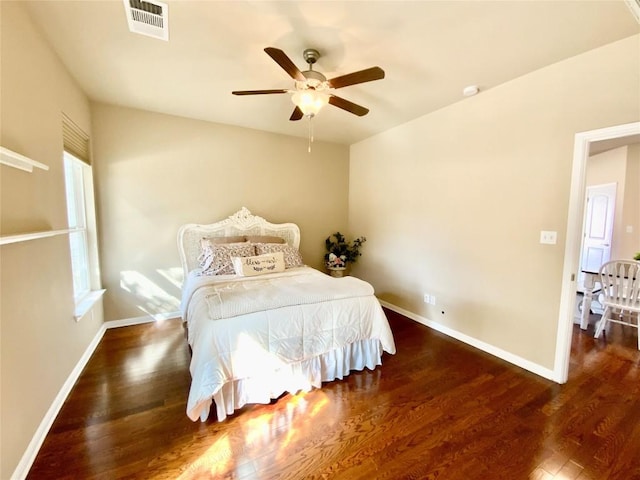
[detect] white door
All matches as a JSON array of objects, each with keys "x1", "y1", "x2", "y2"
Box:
[{"x1": 578, "y1": 182, "x2": 616, "y2": 290}]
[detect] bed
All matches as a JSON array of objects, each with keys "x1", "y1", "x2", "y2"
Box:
[{"x1": 178, "y1": 207, "x2": 396, "y2": 422}]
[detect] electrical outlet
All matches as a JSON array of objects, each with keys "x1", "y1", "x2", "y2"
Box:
[
  {"x1": 423, "y1": 294, "x2": 436, "y2": 305},
  {"x1": 540, "y1": 230, "x2": 557, "y2": 245}
]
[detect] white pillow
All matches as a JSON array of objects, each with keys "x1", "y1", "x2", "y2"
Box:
[{"x1": 232, "y1": 251, "x2": 285, "y2": 277}]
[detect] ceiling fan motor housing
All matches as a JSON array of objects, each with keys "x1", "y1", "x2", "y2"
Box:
[
  {"x1": 299, "y1": 49, "x2": 327, "y2": 89},
  {"x1": 300, "y1": 70, "x2": 327, "y2": 90}
]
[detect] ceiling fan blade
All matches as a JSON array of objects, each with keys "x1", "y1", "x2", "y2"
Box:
[
  {"x1": 289, "y1": 106, "x2": 304, "y2": 121},
  {"x1": 328, "y1": 67, "x2": 385, "y2": 89},
  {"x1": 232, "y1": 89, "x2": 289, "y2": 96},
  {"x1": 329, "y1": 95, "x2": 369, "y2": 116},
  {"x1": 264, "y1": 47, "x2": 306, "y2": 82}
]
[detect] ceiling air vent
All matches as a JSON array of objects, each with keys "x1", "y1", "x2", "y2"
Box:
[
  {"x1": 625, "y1": 0, "x2": 640, "y2": 23},
  {"x1": 123, "y1": 0, "x2": 169, "y2": 41}
]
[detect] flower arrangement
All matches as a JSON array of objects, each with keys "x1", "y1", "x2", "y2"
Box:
[{"x1": 324, "y1": 232, "x2": 367, "y2": 269}]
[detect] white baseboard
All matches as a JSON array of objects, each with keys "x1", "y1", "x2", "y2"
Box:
[
  {"x1": 104, "y1": 311, "x2": 180, "y2": 329},
  {"x1": 12, "y1": 311, "x2": 181, "y2": 480},
  {"x1": 379, "y1": 300, "x2": 556, "y2": 382}
]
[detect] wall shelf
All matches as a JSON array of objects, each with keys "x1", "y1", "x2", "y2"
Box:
[
  {"x1": 0, "y1": 229, "x2": 71, "y2": 246},
  {"x1": 0, "y1": 146, "x2": 49, "y2": 172}
]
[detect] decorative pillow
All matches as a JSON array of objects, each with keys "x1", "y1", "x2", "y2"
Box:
[
  {"x1": 245, "y1": 235, "x2": 286, "y2": 244},
  {"x1": 254, "y1": 243, "x2": 304, "y2": 268},
  {"x1": 232, "y1": 252, "x2": 285, "y2": 277},
  {"x1": 198, "y1": 242, "x2": 255, "y2": 275}
]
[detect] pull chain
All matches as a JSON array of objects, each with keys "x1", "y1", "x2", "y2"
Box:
[{"x1": 307, "y1": 115, "x2": 314, "y2": 153}]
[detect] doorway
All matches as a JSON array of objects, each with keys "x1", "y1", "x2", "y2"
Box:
[{"x1": 554, "y1": 121, "x2": 640, "y2": 384}]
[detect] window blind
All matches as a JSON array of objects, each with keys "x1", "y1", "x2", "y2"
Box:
[{"x1": 62, "y1": 113, "x2": 90, "y2": 164}]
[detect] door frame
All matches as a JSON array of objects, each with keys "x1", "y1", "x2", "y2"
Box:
[{"x1": 554, "y1": 121, "x2": 640, "y2": 383}]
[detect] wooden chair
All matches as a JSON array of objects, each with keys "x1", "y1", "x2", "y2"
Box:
[{"x1": 594, "y1": 260, "x2": 640, "y2": 349}]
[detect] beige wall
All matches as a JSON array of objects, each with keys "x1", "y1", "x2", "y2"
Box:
[
  {"x1": 90, "y1": 103, "x2": 350, "y2": 321},
  {"x1": 586, "y1": 144, "x2": 640, "y2": 260},
  {"x1": 0, "y1": 2, "x2": 104, "y2": 479},
  {"x1": 621, "y1": 144, "x2": 640, "y2": 259},
  {"x1": 348, "y1": 35, "x2": 640, "y2": 370}
]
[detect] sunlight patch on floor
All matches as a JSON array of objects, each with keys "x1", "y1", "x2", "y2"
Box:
[{"x1": 177, "y1": 434, "x2": 233, "y2": 480}]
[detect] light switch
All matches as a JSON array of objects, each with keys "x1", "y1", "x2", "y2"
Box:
[
  {"x1": 626, "y1": 225, "x2": 634, "y2": 234},
  {"x1": 540, "y1": 230, "x2": 557, "y2": 245}
]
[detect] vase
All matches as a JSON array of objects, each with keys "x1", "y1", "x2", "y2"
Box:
[{"x1": 327, "y1": 267, "x2": 347, "y2": 278}]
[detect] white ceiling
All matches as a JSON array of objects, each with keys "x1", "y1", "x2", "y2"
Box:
[{"x1": 23, "y1": 0, "x2": 640, "y2": 145}]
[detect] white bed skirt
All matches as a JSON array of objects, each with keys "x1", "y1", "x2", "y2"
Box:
[{"x1": 194, "y1": 338, "x2": 383, "y2": 422}]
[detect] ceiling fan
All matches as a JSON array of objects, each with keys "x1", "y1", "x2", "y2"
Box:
[{"x1": 232, "y1": 47, "x2": 385, "y2": 121}]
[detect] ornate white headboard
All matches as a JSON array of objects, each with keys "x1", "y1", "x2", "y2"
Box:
[{"x1": 177, "y1": 207, "x2": 301, "y2": 277}]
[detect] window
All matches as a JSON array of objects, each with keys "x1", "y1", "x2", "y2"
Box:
[
  {"x1": 62, "y1": 114, "x2": 103, "y2": 318},
  {"x1": 64, "y1": 152, "x2": 91, "y2": 301}
]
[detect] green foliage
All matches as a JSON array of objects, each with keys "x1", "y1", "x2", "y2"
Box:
[
  {"x1": 634, "y1": 252, "x2": 640, "y2": 261},
  {"x1": 324, "y1": 232, "x2": 367, "y2": 266}
]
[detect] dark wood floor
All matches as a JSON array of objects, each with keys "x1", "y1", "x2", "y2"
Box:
[{"x1": 27, "y1": 309, "x2": 640, "y2": 480}]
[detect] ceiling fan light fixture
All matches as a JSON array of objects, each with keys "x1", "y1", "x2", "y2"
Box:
[{"x1": 291, "y1": 90, "x2": 329, "y2": 117}]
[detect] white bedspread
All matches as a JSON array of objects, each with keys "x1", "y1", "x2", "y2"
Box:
[{"x1": 182, "y1": 267, "x2": 396, "y2": 421}]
